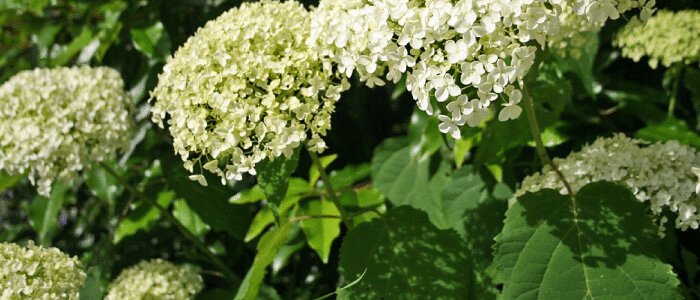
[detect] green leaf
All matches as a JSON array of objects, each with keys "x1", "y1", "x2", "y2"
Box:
[
  {"x1": 551, "y1": 31, "x2": 599, "y2": 97},
  {"x1": 604, "y1": 80, "x2": 668, "y2": 124},
  {"x1": 454, "y1": 136, "x2": 478, "y2": 168},
  {"x1": 407, "y1": 108, "x2": 444, "y2": 158},
  {"x1": 51, "y1": 29, "x2": 94, "y2": 66},
  {"x1": 442, "y1": 168, "x2": 510, "y2": 299},
  {"x1": 339, "y1": 189, "x2": 384, "y2": 208},
  {"x1": 173, "y1": 199, "x2": 210, "y2": 237},
  {"x1": 371, "y1": 137, "x2": 453, "y2": 229},
  {"x1": 494, "y1": 181, "x2": 681, "y2": 299},
  {"x1": 526, "y1": 123, "x2": 568, "y2": 148},
  {"x1": 130, "y1": 21, "x2": 171, "y2": 61},
  {"x1": 230, "y1": 185, "x2": 266, "y2": 204},
  {"x1": 114, "y1": 190, "x2": 175, "y2": 244},
  {"x1": 439, "y1": 166, "x2": 488, "y2": 238},
  {"x1": 27, "y1": 181, "x2": 71, "y2": 246},
  {"x1": 34, "y1": 24, "x2": 62, "y2": 50},
  {"x1": 162, "y1": 153, "x2": 252, "y2": 240},
  {"x1": 257, "y1": 147, "x2": 301, "y2": 207},
  {"x1": 235, "y1": 222, "x2": 293, "y2": 300},
  {"x1": 271, "y1": 223, "x2": 305, "y2": 275},
  {"x1": 0, "y1": 171, "x2": 25, "y2": 191},
  {"x1": 242, "y1": 178, "x2": 308, "y2": 242},
  {"x1": 244, "y1": 195, "x2": 301, "y2": 242},
  {"x1": 309, "y1": 154, "x2": 337, "y2": 188},
  {"x1": 635, "y1": 116, "x2": 700, "y2": 149},
  {"x1": 328, "y1": 163, "x2": 371, "y2": 190},
  {"x1": 300, "y1": 199, "x2": 341, "y2": 263},
  {"x1": 85, "y1": 164, "x2": 119, "y2": 202},
  {"x1": 338, "y1": 206, "x2": 472, "y2": 299},
  {"x1": 79, "y1": 267, "x2": 104, "y2": 300}
]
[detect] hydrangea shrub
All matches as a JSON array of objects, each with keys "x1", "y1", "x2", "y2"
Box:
[
  {"x1": 105, "y1": 258, "x2": 203, "y2": 300},
  {"x1": 0, "y1": 66, "x2": 132, "y2": 197},
  {"x1": 0, "y1": 241, "x2": 86, "y2": 299},
  {"x1": 150, "y1": 0, "x2": 349, "y2": 186}
]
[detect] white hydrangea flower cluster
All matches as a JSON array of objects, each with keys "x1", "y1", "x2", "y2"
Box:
[
  {"x1": 517, "y1": 134, "x2": 700, "y2": 230},
  {"x1": 310, "y1": 0, "x2": 655, "y2": 139},
  {"x1": 150, "y1": 0, "x2": 349, "y2": 185},
  {"x1": 105, "y1": 258, "x2": 203, "y2": 300},
  {"x1": 0, "y1": 241, "x2": 86, "y2": 299},
  {"x1": 615, "y1": 9, "x2": 700, "y2": 69},
  {"x1": 0, "y1": 66, "x2": 132, "y2": 197}
]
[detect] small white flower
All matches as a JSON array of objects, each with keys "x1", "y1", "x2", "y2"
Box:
[{"x1": 438, "y1": 115, "x2": 461, "y2": 139}]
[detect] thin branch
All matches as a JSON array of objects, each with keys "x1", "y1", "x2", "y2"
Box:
[
  {"x1": 521, "y1": 85, "x2": 574, "y2": 197},
  {"x1": 292, "y1": 214, "x2": 342, "y2": 222},
  {"x1": 306, "y1": 149, "x2": 354, "y2": 230},
  {"x1": 348, "y1": 208, "x2": 383, "y2": 219}
]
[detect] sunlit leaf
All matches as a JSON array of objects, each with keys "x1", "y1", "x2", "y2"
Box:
[
  {"x1": 235, "y1": 222, "x2": 293, "y2": 300},
  {"x1": 309, "y1": 154, "x2": 337, "y2": 188},
  {"x1": 0, "y1": 171, "x2": 25, "y2": 192},
  {"x1": 172, "y1": 199, "x2": 210, "y2": 237},
  {"x1": 27, "y1": 181, "x2": 72, "y2": 246},
  {"x1": 130, "y1": 21, "x2": 171, "y2": 61},
  {"x1": 113, "y1": 190, "x2": 174, "y2": 244},
  {"x1": 51, "y1": 29, "x2": 94, "y2": 66},
  {"x1": 635, "y1": 116, "x2": 700, "y2": 148},
  {"x1": 300, "y1": 199, "x2": 341, "y2": 263}
]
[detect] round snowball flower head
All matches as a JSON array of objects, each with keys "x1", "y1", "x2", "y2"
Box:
[
  {"x1": 615, "y1": 9, "x2": 700, "y2": 69},
  {"x1": 0, "y1": 66, "x2": 132, "y2": 197},
  {"x1": 150, "y1": 0, "x2": 349, "y2": 185},
  {"x1": 105, "y1": 258, "x2": 203, "y2": 300},
  {"x1": 0, "y1": 241, "x2": 86, "y2": 299},
  {"x1": 309, "y1": 0, "x2": 655, "y2": 139},
  {"x1": 516, "y1": 133, "x2": 700, "y2": 231}
]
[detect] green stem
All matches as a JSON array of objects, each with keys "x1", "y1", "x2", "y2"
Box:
[
  {"x1": 99, "y1": 162, "x2": 241, "y2": 288},
  {"x1": 669, "y1": 65, "x2": 682, "y2": 117},
  {"x1": 307, "y1": 149, "x2": 354, "y2": 230},
  {"x1": 522, "y1": 85, "x2": 574, "y2": 197}
]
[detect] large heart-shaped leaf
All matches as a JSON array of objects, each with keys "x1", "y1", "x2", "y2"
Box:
[
  {"x1": 494, "y1": 181, "x2": 681, "y2": 299},
  {"x1": 338, "y1": 206, "x2": 472, "y2": 299}
]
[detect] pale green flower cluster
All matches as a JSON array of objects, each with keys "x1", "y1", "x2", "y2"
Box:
[
  {"x1": 615, "y1": 9, "x2": 700, "y2": 69},
  {"x1": 150, "y1": 0, "x2": 349, "y2": 185},
  {"x1": 105, "y1": 259, "x2": 203, "y2": 300},
  {"x1": 310, "y1": 0, "x2": 655, "y2": 139},
  {"x1": 0, "y1": 241, "x2": 86, "y2": 299},
  {"x1": 0, "y1": 66, "x2": 132, "y2": 197},
  {"x1": 517, "y1": 134, "x2": 700, "y2": 230},
  {"x1": 550, "y1": 0, "x2": 655, "y2": 57}
]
